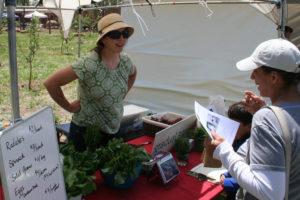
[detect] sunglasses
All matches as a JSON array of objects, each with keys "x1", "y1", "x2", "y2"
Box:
[{"x1": 106, "y1": 29, "x2": 130, "y2": 39}]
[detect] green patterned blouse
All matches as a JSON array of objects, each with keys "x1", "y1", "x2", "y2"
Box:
[{"x1": 71, "y1": 51, "x2": 135, "y2": 134}]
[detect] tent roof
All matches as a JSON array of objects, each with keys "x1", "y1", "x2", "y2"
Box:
[{"x1": 24, "y1": 11, "x2": 47, "y2": 18}]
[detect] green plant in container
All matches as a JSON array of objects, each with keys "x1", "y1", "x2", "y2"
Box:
[
  {"x1": 96, "y1": 138, "x2": 152, "y2": 188},
  {"x1": 189, "y1": 126, "x2": 208, "y2": 153},
  {"x1": 175, "y1": 137, "x2": 190, "y2": 162}
]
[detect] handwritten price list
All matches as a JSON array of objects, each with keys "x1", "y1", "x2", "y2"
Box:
[{"x1": 0, "y1": 107, "x2": 67, "y2": 200}]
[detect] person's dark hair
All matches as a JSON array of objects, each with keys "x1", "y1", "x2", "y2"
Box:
[
  {"x1": 92, "y1": 37, "x2": 106, "y2": 55},
  {"x1": 228, "y1": 102, "x2": 253, "y2": 125},
  {"x1": 261, "y1": 66, "x2": 300, "y2": 89},
  {"x1": 285, "y1": 26, "x2": 293, "y2": 33}
]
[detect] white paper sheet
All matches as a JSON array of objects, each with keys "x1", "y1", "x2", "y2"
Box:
[
  {"x1": 189, "y1": 163, "x2": 227, "y2": 183},
  {"x1": 194, "y1": 101, "x2": 239, "y2": 145}
]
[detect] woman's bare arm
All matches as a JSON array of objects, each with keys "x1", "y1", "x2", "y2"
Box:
[{"x1": 43, "y1": 66, "x2": 81, "y2": 113}]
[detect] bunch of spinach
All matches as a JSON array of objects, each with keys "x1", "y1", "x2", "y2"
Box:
[
  {"x1": 60, "y1": 143, "x2": 99, "y2": 199},
  {"x1": 189, "y1": 126, "x2": 209, "y2": 152},
  {"x1": 83, "y1": 124, "x2": 103, "y2": 152},
  {"x1": 96, "y1": 138, "x2": 152, "y2": 186},
  {"x1": 189, "y1": 126, "x2": 208, "y2": 139}
]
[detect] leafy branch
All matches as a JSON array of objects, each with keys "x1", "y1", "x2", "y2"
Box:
[{"x1": 24, "y1": 16, "x2": 40, "y2": 90}]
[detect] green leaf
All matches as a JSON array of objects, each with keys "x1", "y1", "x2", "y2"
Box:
[
  {"x1": 114, "y1": 171, "x2": 125, "y2": 185},
  {"x1": 96, "y1": 138, "x2": 152, "y2": 186},
  {"x1": 101, "y1": 167, "x2": 111, "y2": 174}
]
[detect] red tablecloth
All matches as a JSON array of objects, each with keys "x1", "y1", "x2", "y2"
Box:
[
  {"x1": 86, "y1": 136, "x2": 223, "y2": 200},
  {"x1": 0, "y1": 136, "x2": 223, "y2": 200}
]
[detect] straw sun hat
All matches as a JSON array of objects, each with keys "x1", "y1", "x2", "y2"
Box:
[{"x1": 96, "y1": 13, "x2": 134, "y2": 44}]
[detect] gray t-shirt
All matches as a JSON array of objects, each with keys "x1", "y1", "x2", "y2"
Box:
[{"x1": 246, "y1": 102, "x2": 300, "y2": 199}]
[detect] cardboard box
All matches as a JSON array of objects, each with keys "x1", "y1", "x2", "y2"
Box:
[
  {"x1": 119, "y1": 105, "x2": 149, "y2": 139},
  {"x1": 121, "y1": 104, "x2": 149, "y2": 127},
  {"x1": 151, "y1": 114, "x2": 196, "y2": 155},
  {"x1": 148, "y1": 113, "x2": 223, "y2": 168},
  {"x1": 142, "y1": 112, "x2": 185, "y2": 137}
]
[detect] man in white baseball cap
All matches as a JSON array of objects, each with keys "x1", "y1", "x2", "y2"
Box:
[{"x1": 206, "y1": 38, "x2": 300, "y2": 200}]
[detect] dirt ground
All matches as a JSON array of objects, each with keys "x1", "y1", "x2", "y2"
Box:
[{"x1": 1, "y1": 80, "x2": 75, "y2": 125}]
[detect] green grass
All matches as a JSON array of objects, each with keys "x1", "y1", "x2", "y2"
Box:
[{"x1": 0, "y1": 29, "x2": 98, "y2": 123}]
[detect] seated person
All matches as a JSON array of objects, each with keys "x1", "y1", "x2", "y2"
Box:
[
  {"x1": 284, "y1": 25, "x2": 293, "y2": 40},
  {"x1": 220, "y1": 102, "x2": 253, "y2": 200}
]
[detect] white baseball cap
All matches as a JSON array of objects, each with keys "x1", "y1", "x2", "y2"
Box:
[{"x1": 236, "y1": 38, "x2": 300, "y2": 73}]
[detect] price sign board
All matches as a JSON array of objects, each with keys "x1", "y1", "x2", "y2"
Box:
[{"x1": 0, "y1": 106, "x2": 67, "y2": 200}]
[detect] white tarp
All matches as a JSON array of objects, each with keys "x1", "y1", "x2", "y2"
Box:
[
  {"x1": 43, "y1": 0, "x2": 91, "y2": 39},
  {"x1": 41, "y1": 0, "x2": 299, "y2": 46},
  {"x1": 122, "y1": 4, "x2": 277, "y2": 115},
  {"x1": 252, "y1": 2, "x2": 300, "y2": 49},
  {"x1": 287, "y1": 4, "x2": 300, "y2": 49},
  {"x1": 24, "y1": 11, "x2": 48, "y2": 18}
]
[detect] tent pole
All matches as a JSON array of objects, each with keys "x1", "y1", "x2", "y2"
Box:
[
  {"x1": 0, "y1": 0, "x2": 4, "y2": 27},
  {"x1": 15, "y1": 1, "x2": 275, "y2": 11},
  {"x1": 5, "y1": 0, "x2": 21, "y2": 123},
  {"x1": 48, "y1": 13, "x2": 51, "y2": 34},
  {"x1": 78, "y1": 8, "x2": 82, "y2": 58},
  {"x1": 279, "y1": 0, "x2": 286, "y2": 38}
]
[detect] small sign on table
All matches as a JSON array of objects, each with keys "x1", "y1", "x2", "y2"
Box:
[{"x1": 144, "y1": 151, "x2": 180, "y2": 186}]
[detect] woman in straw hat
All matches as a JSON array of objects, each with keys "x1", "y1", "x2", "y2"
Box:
[
  {"x1": 206, "y1": 38, "x2": 300, "y2": 200},
  {"x1": 44, "y1": 13, "x2": 137, "y2": 151}
]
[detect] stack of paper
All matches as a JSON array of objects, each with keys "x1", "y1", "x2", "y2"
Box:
[{"x1": 188, "y1": 163, "x2": 227, "y2": 184}]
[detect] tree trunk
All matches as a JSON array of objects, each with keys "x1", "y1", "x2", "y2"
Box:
[{"x1": 29, "y1": 61, "x2": 32, "y2": 90}]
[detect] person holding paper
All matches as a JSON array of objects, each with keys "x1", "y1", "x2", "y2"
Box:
[
  {"x1": 220, "y1": 101, "x2": 252, "y2": 200},
  {"x1": 208, "y1": 39, "x2": 300, "y2": 200},
  {"x1": 44, "y1": 13, "x2": 137, "y2": 151}
]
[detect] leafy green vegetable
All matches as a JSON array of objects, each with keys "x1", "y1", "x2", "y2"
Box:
[
  {"x1": 189, "y1": 126, "x2": 208, "y2": 152},
  {"x1": 189, "y1": 126, "x2": 208, "y2": 139},
  {"x1": 175, "y1": 137, "x2": 190, "y2": 161},
  {"x1": 63, "y1": 165, "x2": 96, "y2": 198},
  {"x1": 60, "y1": 142, "x2": 99, "y2": 199},
  {"x1": 84, "y1": 124, "x2": 103, "y2": 152},
  {"x1": 96, "y1": 138, "x2": 152, "y2": 186},
  {"x1": 175, "y1": 137, "x2": 190, "y2": 154}
]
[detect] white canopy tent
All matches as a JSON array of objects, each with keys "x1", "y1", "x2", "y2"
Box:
[
  {"x1": 252, "y1": 0, "x2": 300, "y2": 48},
  {"x1": 41, "y1": 0, "x2": 300, "y2": 48},
  {"x1": 286, "y1": 2, "x2": 300, "y2": 49},
  {"x1": 43, "y1": 0, "x2": 91, "y2": 39},
  {"x1": 3, "y1": 0, "x2": 300, "y2": 122},
  {"x1": 40, "y1": 0, "x2": 298, "y2": 116},
  {"x1": 121, "y1": 2, "x2": 277, "y2": 115},
  {"x1": 24, "y1": 10, "x2": 47, "y2": 18}
]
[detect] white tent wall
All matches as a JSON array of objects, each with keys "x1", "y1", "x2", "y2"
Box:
[
  {"x1": 287, "y1": 4, "x2": 300, "y2": 49},
  {"x1": 122, "y1": 4, "x2": 277, "y2": 115},
  {"x1": 252, "y1": 2, "x2": 300, "y2": 49}
]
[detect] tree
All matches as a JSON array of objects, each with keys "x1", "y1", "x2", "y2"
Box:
[
  {"x1": 25, "y1": 16, "x2": 39, "y2": 90},
  {"x1": 59, "y1": 27, "x2": 74, "y2": 55},
  {"x1": 16, "y1": 0, "x2": 30, "y2": 6}
]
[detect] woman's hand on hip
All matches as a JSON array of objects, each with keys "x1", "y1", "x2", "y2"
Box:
[{"x1": 68, "y1": 100, "x2": 81, "y2": 113}]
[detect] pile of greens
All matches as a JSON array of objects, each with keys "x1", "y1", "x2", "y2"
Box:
[
  {"x1": 60, "y1": 125, "x2": 152, "y2": 198},
  {"x1": 189, "y1": 126, "x2": 209, "y2": 152},
  {"x1": 60, "y1": 143, "x2": 99, "y2": 199},
  {"x1": 96, "y1": 138, "x2": 152, "y2": 186},
  {"x1": 175, "y1": 137, "x2": 191, "y2": 161},
  {"x1": 59, "y1": 124, "x2": 102, "y2": 199}
]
